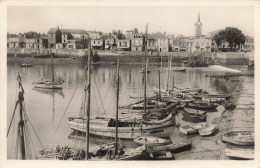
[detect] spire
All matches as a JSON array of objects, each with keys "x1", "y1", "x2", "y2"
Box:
[{"x1": 198, "y1": 12, "x2": 200, "y2": 22}]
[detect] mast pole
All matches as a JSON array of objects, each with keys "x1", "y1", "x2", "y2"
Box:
[
  {"x1": 157, "y1": 50, "x2": 161, "y2": 100},
  {"x1": 144, "y1": 23, "x2": 148, "y2": 116},
  {"x1": 51, "y1": 53, "x2": 54, "y2": 82},
  {"x1": 17, "y1": 72, "x2": 26, "y2": 159},
  {"x1": 114, "y1": 55, "x2": 120, "y2": 158},
  {"x1": 85, "y1": 40, "x2": 91, "y2": 160}
]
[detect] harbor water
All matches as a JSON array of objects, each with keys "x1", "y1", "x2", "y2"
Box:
[{"x1": 7, "y1": 62, "x2": 254, "y2": 160}]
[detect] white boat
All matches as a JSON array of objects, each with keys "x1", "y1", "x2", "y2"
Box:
[
  {"x1": 222, "y1": 131, "x2": 254, "y2": 146},
  {"x1": 225, "y1": 147, "x2": 254, "y2": 160},
  {"x1": 134, "y1": 136, "x2": 171, "y2": 147},
  {"x1": 202, "y1": 97, "x2": 225, "y2": 103},
  {"x1": 190, "y1": 122, "x2": 207, "y2": 130},
  {"x1": 68, "y1": 114, "x2": 175, "y2": 139},
  {"x1": 179, "y1": 125, "x2": 197, "y2": 135},
  {"x1": 33, "y1": 55, "x2": 64, "y2": 89},
  {"x1": 172, "y1": 67, "x2": 186, "y2": 72},
  {"x1": 198, "y1": 124, "x2": 218, "y2": 136}
]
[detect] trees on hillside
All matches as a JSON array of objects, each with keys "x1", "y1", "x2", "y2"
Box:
[{"x1": 213, "y1": 27, "x2": 246, "y2": 51}]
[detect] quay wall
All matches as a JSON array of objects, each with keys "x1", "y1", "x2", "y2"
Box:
[{"x1": 7, "y1": 48, "x2": 253, "y2": 65}]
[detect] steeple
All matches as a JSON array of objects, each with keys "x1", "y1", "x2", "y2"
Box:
[{"x1": 195, "y1": 12, "x2": 202, "y2": 37}]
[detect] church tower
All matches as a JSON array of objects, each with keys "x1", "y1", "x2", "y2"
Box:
[{"x1": 195, "y1": 12, "x2": 202, "y2": 38}]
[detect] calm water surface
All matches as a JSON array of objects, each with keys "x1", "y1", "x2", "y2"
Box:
[{"x1": 7, "y1": 62, "x2": 253, "y2": 159}]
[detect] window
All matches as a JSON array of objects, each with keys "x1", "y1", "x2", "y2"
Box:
[
  {"x1": 98, "y1": 41, "x2": 100, "y2": 44},
  {"x1": 94, "y1": 41, "x2": 96, "y2": 44}
]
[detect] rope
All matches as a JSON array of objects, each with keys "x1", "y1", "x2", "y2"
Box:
[
  {"x1": 10, "y1": 106, "x2": 16, "y2": 158},
  {"x1": 23, "y1": 107, "x2": 44, "y2": 150},
  {"x1": 93, "y1": 75, "x2": 106, "y2": 115},
  {"x1": 27, "y1": 124, "x2": 37, "y2": 160},
  {"x1": 48, "y1": 83, "x2": 80, "y2": 147}
]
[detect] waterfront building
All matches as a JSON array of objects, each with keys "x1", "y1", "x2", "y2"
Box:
[
  {"x1": 48, "y1": 27, "x2": 88, "y2": 48},
  {"x1": 126, "y1": 28, "x2": 138, "y2": 39},
  {"x1": 147, "y1": 38, "x2": 158, "y2": 52},
  {"x1": 157, "y1": 38, "x2": 169, "y2": 52},
  {"x1": 24, "y1": 32, "x2": 48, "y2": 49},
  {"x1": 117, "y1": 39, "x2": 131, "y2": 51},
  {"x1": 240, "y1": 36, "x2": 254, "y2": 51},
  {"x1": 131, "y1": 33, "x2": 144, "y2": 52},
  {"x1": 66, "y1": 40, "x2": 83, "y2": 49},
  {"x1": 7, "y1": 33, "x2": 26, "y2": 48},
  {"x1": 91, "y1": 39, "x2": 104, "y2": 50},
  {"x1": 192, "y1": 37, "x2": 211, "y2": 52},
  {"x1": 86, "y1": 31, "x2": 102, "y2": 39}
]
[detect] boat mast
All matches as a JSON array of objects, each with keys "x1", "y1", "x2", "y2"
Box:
[
  {"x1": 157, "y1": 50, "x2": 161, "y2": 100},
  {"x1": 17, "y1": 72, "x2": 26, "y2": 159},
  {"x1": 144, "y1": 23, "x2": 148, "y2": 116},
  {"x1": 85, "y1": 40, "x2": 91, "y2": 160},
  {"x1": 114, "y1": 55, "x2": 120, "y2": 158}
]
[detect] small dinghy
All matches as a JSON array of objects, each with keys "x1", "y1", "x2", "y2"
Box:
[
  {"x1": 150, "y1": 140, "x2": 192, "y2": 153},
  {"x1": 225, "y1": 147, "x2": 254, "y2": 160},
  {"x1": 149, "y1": 151, "x2": 174, "y2": 160},
  {"x1": 202, "y1": 97, "x2": 225, "y2": 103},
  {"x1": 119, "y1": 145, "x2": 149, "y2": 160},
  {"x1": 134, "y1": 136, "x2": 171, "y2": 147},
  {"x1": 185, "y1": 101, "x2": 218, "y2": 110},
  {"x1": 179, "y1": 122, "x2": 207, "y2": 135},
  {"x1": 21, "y1": 63, "x2": 33, "y2": 67},
  {"x1": 198, "y1": 124, "x2": 218, "y2": 136},
  {"x1": 172, "y1": 67, "x2": 186, "y2": 72},
  {"x1": 179, "y1": 125, "x2": 197, "y2": 135},
  {"x1": 222, "y1": 131, "x2": 254, "y2": 146},
  {"x1": 182, "y1": 108, "x2": 207, "y2": 123}
]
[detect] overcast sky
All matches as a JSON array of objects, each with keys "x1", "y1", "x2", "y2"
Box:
[{"x1": 7, "y1": 6, "x2": 254, "y2": 36}]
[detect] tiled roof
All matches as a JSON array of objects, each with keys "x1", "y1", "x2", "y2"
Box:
[{"x1": 48, "y1": 28, "x2": 87, "y2": 34}]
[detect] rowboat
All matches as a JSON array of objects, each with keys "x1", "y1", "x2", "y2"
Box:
[
  {"x1": 149, "y1": 151, "x2": 174, "y2": 160},
  {"x1": 21, "y1": 63, "x2": 33, "y2": 67},
  {"x1": 222, "y1": 131, "x2": 254, "y2": 146},
  {"x1": 223, "y1": 101, "x2": 236, "y2": 110},
  {"x1": 119, "y1": 145, "x2": 149, "y2": 160},
  {"x1": 198, "y1": 124, "x2": 218, "y2": 136},
  {"x1": 225, "y1": 147, "x2": 254, "y2": 160},
  {"x1": 149, "y1": 140, "x2": 192, "y2": 153},
  {"x1": 185, "y1": 101, "x2": 218, "y2": 110},
  {"x1": 202, "y1": 97, "x2": 225, "y2": 103},
  {"x1": 172, "y1": 67, "x2": 186, "y2": 72},
  {"x1": 134, "y1": 136, "x2": 171, "y2": 147},
  {"x1": 190, "y1": 122, "x2": 207, "y2": 130},
  {"x1": 182, "y1": 108, "x2": 207, "y2": 123},
  {"x1": 179, "y1": 125, "x2": 197, "y2": 135}
]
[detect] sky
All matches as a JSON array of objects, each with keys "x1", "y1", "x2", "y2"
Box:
[{"x1": 7, "y1": 6, "x2": 254, "y2": 37}]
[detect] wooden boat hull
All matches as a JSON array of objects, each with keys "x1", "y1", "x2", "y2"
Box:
[
  {"x1": 34, "y1": 83, "x2": 63, "y2": 89},
  {"x1": 186, "y1": 102, "x2": 218, "y2": 110},
  {"x1": 182, "y1": 108, "x2": 207, "y2": 123},
  {"x1": 198, "y1": 124, "x2": 217, "y2": 136},
  {"x1": 148, "y1": 151, "x2": 174, "y2": 160},
  {"x1": 225, "y1": 147, "x2": 254, "y2": 160},
  {"x1": 179, "y1": 125, "x2": 197, "y2": 134},
  {"x1": 68, "y1": 119, "x2": 175, "y2": 139},
  {"x1": 222, "y1": 131, "x2": 254, "y2": 146},
  {"x1": 172, "y1": 67, "x2": 186, "y2": 72},
  {"x1": 149, "y1": 140, "x2": 192, "y2": 153},
  {"x1": 21, "y1": 63, "x2": 33, "y2": 67},
  {"x1": 134, "y1": 136, "x2": 171, "y2": 147}
]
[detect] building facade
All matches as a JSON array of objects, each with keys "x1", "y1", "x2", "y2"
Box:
[
  {"x1": 157, "y1": 38, "x2": 169, "y2": 52},
  {"x1": 131, "y1": 33, "x2": 144, "y2": 52},
  {"x1": 117, "y1": 39, "x2": 131, "y2": 51},
  {"x1": 192, "y1": 37, "x2": 211, "y2": 52},
  {"x1": 91, "y1": 39, "x2": 104, "y2": 50}
]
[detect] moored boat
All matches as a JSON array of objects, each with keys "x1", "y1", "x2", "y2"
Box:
[
  {"x1": 21, "y1": 63, "x2": 33, "y2": 67},
  {"x1": 198, "y1": 124, "x2": 218, "y2": 136},
  {"x1": 134, "y1": 136, "x2": 171, "y2": 147},
  {"x1": 182, "y1": 108, "x2": 207, "y2": 123},
  {"x1": 185, "y1": 101, "x2": 218, "y2": 110},
  {"x1": 222, "y1": 131, "x2": 254, "y2": 146},
  {"x1": 202, "y1": 97, "x2": 225, "y2": 103},
  {"x1": 179, "y1": 125, "x2": 197, "y2": 135},
  {"x1": 149, "y1": 140, "x2": 192, "y2": 153},
  {"x1": 119, "y1": 145, "x2": 149, "y2": 160},
  {"x1": 172, "y1": 67, "x2": 186, "y2": 72},
  {"x1": 148, "y1": 151, "x2": 174, "y2": 160},
  {"x1": 225, "y1": 147, "x2": 254, "y2": 160}
]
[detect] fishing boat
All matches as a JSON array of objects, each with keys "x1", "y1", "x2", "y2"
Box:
[
  {"x1": 134, "y1": 136, "x2": 171, "y2": 147},
  {"x1": 185, "y1": 101, "x2": 218, "y2": 110},
  {"x1": 198, "y1": 124, "x2": 218, "y2": 136},
  {"x1": 172, "y1": 67, "x2": 186, "y2": 72},
  {"x1": 190, "y1": 122, "x2": 207, "y2": 130},
  {"x1": 149, "y1": 140, "x2": 192, "y2": 153},
  {"x1": 221, "y1": 131, "x2": 254, "y2": 146},
  {"x1": 33, "y1": 54, "x2": 64, "y2": 89},
  {"x1": 223, "y1": 101, "x2": 236, "y2": 110},
  {"x1": 21, "y1": 63, "x2": 33, "y2": 67},
  {"x1": 225, "y1": 147, "x2": 254, "y2": 160},
  {"x1": 68, "y1": 54, "x2": 176, "y2": 139},
  {"x1": 182, "y1": 108, "x2": 207, "y2": 123}
]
